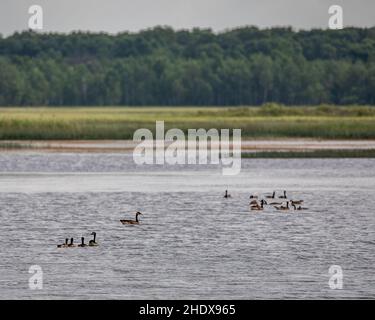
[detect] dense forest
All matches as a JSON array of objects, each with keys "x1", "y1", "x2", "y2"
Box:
[{"x1": 0, "y1": 26, "x2": 375, "y2": 106}]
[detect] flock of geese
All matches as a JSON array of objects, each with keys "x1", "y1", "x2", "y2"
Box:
[
  {"x1": 57, "y1": 191, "x2": 307, "y2": 248},
  {"x1": 57, "y1": 212, "x2": 143, "y2": 248},
  {"x1": 224, "y1": 190, "x2": 308, "y2": 211},
  {"x1": 57, "y1": 232, "x2": 98, "y2": 248}
]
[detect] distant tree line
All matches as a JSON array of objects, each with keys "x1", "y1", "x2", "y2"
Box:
[{"x1": 0, "y1": 26, "x2": 375, "y2": 106}]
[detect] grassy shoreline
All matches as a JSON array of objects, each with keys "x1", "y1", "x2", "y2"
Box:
[
  {"x1": 1, "y1": 144, "x2": 374, "y2": 158},
  {"x1": 0, "y1": 106, "x2": 375, "y2": 140}
]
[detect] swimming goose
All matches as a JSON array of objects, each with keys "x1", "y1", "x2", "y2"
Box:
[
  {"x1": 278, "y1": 190, "x2": 287, "y2": 199},
  {"x1": 57, "y1": 238, "x2": 69, "y2": 248},
  {"x1": 249, "y1": 194, "x2": 258, "y2": 199},
  {"x1": 274, "y1": 201, "x2": 290, "y2": 211},
  {"x1": 292, "y1": 204, "x2": 309, "y2": 211},
  {"x1": 251, "y1": 199, "x2": 266, "y2": 211},
  {"x1": 68, "y1": 238, "x2": 75, "y2": 247},
  {"x1": 78, "y1": 237, "x2": 87, "y2": 247},
  {"x1": 265, "y1": 191, "x2": 276, "y2": 199},
  {"x1": 249, "y1": 200, "x2": 259, "y2": 206},
  {"x1": 120, "y1": 212, "x2": 142, "y2": 225},
  {"x1": 224, "y1": 190, "x2": 231, "y2": 198},
  {"x1": 89, "y1": 232, "x2": 98, "y2": 246}
]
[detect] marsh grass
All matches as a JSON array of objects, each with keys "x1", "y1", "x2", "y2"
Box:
[
  {"x1": 0, "y1": 142, "x2": 32, "y2": 149},
  {"x1": 0, "y1": 105, "x2": 374, "y2": 140}
]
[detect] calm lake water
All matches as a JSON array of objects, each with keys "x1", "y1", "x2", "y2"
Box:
[{"x1": 0, "y1": 152, "x2": 374, "y2": 299}]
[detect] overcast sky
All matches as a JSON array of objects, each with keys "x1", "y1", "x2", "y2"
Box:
[{"x1": 0, "y1": 0, "x2": 374, "y2": 36}]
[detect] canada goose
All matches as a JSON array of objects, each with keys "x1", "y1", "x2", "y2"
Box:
[
  {"x1": 266, "y1": 191, "x2": 276, "y2": 199},
  {"x1": 292, "y1": 204, "x2": 309, "y2": 211},
  {"x1": 252, "y1": 199, "x2": 267, "y2": 206},
  {"x1": 68, "y1": 238, "x2": 75, "y2": 247},
  {"x1": 274, "y1": 201, "x2": 290, "y2": 211},
  {"x1": 278, "y1": 190, "x2": 287, "y2": 199},
  {"x1": 57, "y1": 238, "x2": 69, "y2": 248},
  {"x1": 224, "y1": 190, "x2": 231, "y2": 198},
  {"x1": 249, "y1": 194, "x2": 258, "y2": 199},
  {"x1": 291, "y1": 200, "x2": 304, "y2": 205},
  {"x1": 251, "y1": 199, "x2": 266, "y2": 211},
  {"x1": 78, "y1": 237, "x2": 87, "y2": 247},
  {"x1": 89, "y1": 232, "x2": 98, "y2": 246},
  {"x1": 120, "y1": 212, "x2": 142, "y2": 225}
]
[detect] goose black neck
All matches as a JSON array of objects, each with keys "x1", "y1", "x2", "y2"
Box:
[{"x1": 93, "y1": 233, "x2": 96, "y2": 242}]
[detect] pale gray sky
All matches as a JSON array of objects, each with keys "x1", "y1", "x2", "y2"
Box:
[{"x1": 0, "y1": 0, "x2": 374, "y2": 36}]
